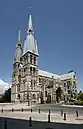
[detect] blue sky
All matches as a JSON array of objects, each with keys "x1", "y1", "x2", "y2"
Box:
[{"x1": 0, "y1": 0, "x2": 83, "y2": 91}]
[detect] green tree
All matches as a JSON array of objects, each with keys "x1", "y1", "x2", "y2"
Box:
[
  {"x1": 77, "y1": 91, "x2": 83, "y2": 101},
  {"x1": 0, "y1": 88, "x2": 11, "y2": 103}
]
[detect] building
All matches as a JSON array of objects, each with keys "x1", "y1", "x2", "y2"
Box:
[{"x1": 11, "y1": 14, "x2": 77, "y2": 104}]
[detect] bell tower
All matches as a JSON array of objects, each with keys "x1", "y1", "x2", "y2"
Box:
[
  {"x1": 11, "y1": 30, "x2": 22, "y2": 102},
  {"x1": 21, "y1": 14, "x2": 40, "y2": 104}
]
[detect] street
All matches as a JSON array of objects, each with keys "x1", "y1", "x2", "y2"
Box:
[
  {"x1": 0, "y1": 103, "x2": 83, "y2": 129},
  {"x1": 31, "y1": 104, "x2": 83, "y2": 115}
]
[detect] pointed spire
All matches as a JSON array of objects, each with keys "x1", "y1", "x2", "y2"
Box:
[
  {"x1": 28, "y1": 14, "x2": 33, "y2": 30},
  {"x1": 23, "y1": 14, "x2": 38, "y2": 56},
  {"x1": 27, "y1": 14, "x2": 34, "y2": 35},
  {"x1": 16, "y1": 29, "x2": 22, "y2": 49},
  {"x1": 17, "y1": 29, "x2": 22, "y2": 47},
  {"x1": 14, "y1": 29, "x2": 23, "y2": 63},
  {"x1": 18, "y1": 29, "x2": 21, "y2": 42}
]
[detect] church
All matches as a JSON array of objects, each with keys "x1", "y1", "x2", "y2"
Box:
[{"x1": 11, "y1": 14, "x2": 77, "y2": 104}]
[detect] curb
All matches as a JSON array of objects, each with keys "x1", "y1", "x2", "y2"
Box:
[{"x1": 62, "y1": 104, "x2": 83, "y2": 108}]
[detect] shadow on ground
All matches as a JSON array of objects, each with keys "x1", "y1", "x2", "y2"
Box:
[{"x1": 0, "y1": 117, "x2": 83, "y2": 129}]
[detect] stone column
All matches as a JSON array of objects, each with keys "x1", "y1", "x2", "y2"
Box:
[{"x1": 43, "y1": 84, "x2": 46, "y2": 103}]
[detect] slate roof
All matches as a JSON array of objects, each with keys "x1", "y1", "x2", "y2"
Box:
[{"x1": 39, "y1": 69, "x2": 75, "y2": 80}]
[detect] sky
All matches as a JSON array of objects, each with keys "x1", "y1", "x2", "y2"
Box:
[{"x1": 0, "y1": 0, "x2": 83, "y2": 91}]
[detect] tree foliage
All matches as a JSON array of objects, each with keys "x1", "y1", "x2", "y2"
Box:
[
  {"x1": 77, "y1": 91, "x2": 83, "y2": 101},
  {"x1": 0, "y1": 88, "x2": 11, "y2": 103}
]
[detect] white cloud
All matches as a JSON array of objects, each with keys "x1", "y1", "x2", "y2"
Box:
[{"x1": 0, "y1": 79, "x2": 11, "y2": 94}]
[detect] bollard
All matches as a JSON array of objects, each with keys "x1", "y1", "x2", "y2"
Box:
[
  {"x1": 61, "y1": 109, "x2": 63, "y2": 116},
  {"x1": 76, "y1": 110, "x2": 79, "y2": 117},
  {"x1": 39, "y1": 109, "x2": 40, "y2": 113},
  {"x1": 48, "y1": 114, "x2": 50, "y2": 123},
  {"x1": 12, "y1": 108, "x2": 14, "y2": 112},
  {"x1": 63, "y1": 113, "x2": 66, "y2": 120},
  {"x1": 49, "y1": 109, "x2": 50, "y2": 115},
  {"x1": 31, "y1": 108, "x2": 32, "y2": 113},
  {"x1": 4, "y1": 120, "x2": 7, "y2": 129},
  {"x1": 1, "y1": 108, "x2": 3, "y2": 113},
  {"x1": 29, "y1": 117, "x2": 32, "y2": 127},
  {"x1": 22, "y1": 108, "x2": 23, "y2": 112}
]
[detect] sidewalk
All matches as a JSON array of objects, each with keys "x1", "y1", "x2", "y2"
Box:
[
  {"x1": 0, "y1": 111, "x2": 83, "y2": 124},
  {"x1": 62, "y1": 104, "x2": 83, "y2": 108},
  {"x1": 0, "y1": 102, "x2": 37, "y2": 110}
]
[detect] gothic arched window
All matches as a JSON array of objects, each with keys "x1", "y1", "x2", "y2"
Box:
[
  {"x1": 33, "y1": 94, "x2": 36, "y2": 99},
  {"x1": 24, "y1": 67, "x2": 26, "y2": 72},
  {"x1": 34, "y1": 80, "x2": 36, "y2": 87},
  {"x1": 17, "y1": 84, "x2": 20, "y2": 92},
  {"x1": 30, "y1": 55, "x2": 33, "y2": 64},
  {"x1": 45, "y1": 91, "x2": 47, "y2": 97},
  {"x1": 30, "y1": 67, "x2": 32, "y2": 75},
  {"x1": 20, "y1": 57, "x2": 22, "y2": 62},
  {"x1": 39, "y1": 78, "x2": 41, "y2": 83},
  {"x1": 31, "y1": 80, "x2": 33, "y2": 87},
  {"x1": 18, "y1": 93, "x2": 20, "y2": 99},
  {"x1": 34, "y1": 56, "x2": 36, "y2": 65},
  {"x1": 33, "y1": 67, "x2": 35, "y2": 76},
  {"x1": 18, "y1": 75, "x2": 21, "y2": 83}
]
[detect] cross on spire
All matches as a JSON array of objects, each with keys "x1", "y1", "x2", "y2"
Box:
[{"x1": 28, "y1": 5, "x2": 32, "y2": 14}]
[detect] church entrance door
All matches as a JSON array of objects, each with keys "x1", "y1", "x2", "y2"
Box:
[
  {"x1": 47, "y1": 95, "x2": 51, "y2": 103},
  {"x1": 40, "y1": 92, "x2": 44, "y2": 104},
  {"x1": 56, "y1": 87, "x2": 62, "y2": 103}
]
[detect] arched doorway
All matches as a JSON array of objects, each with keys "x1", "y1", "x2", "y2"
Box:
[
  {"x1": 40, "y1": 92, "x2": 44, "y2": 104},
  {"x1": 56, "y1": 87, "x2": 62, "y2": 103},
  {"x1": 17, "y1": 94, "x2": 20, "y2": 100},
  {"x1": 47, "y1": 94, "x2": 51, "y2": 103}
]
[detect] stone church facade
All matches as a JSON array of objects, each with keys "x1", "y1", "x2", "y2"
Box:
[{"x1": 11, "y1": 15, "x2": 77, "y2": 104}]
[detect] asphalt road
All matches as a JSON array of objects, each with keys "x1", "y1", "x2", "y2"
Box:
[
  {"x1": 0, "y1": 104, "x2": 83, "y2": 129},
  {"x1": 0, "y1": 117, "x2": 83, "y2": 129},
  {"x1": 31, "y1": 104, "x2": 83, "y2": 115}
]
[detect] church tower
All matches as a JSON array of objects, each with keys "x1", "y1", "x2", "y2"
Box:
[
  {"x1": 19, "y1": 14, "x2": 40, "y2": 104},
  {"x1": 11, "y1": 30, "x2": 23, "y2": 102},
  {"x1": 11, "y1": 14, "x2": 41, "y2": 104}
]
